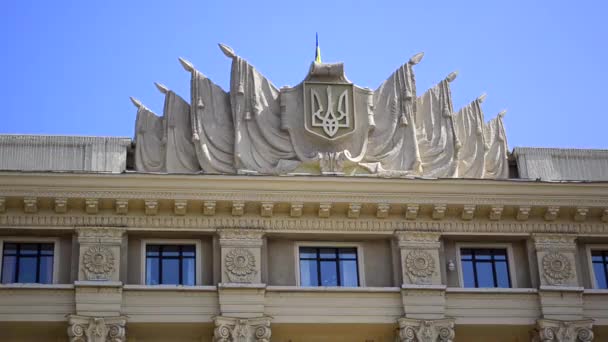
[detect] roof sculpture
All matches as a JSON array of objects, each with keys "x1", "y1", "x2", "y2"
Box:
[{"x1": 132, "y1": 44, "x2": 509, "y2": 178}]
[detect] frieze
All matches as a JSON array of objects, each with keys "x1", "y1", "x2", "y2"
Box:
[{"x1": 3, "y1": 214, "x2": 608, "y2": 235}]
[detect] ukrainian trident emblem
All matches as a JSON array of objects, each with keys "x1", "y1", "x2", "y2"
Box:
[{"x1": 304, "y1": 82, "x2": 356, "y2": 140}]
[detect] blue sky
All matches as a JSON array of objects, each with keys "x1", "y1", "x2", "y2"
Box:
[{"x1": 1, "y1": 0, "x2": 607, "y2": 148}]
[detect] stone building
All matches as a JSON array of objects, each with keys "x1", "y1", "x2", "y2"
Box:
[{"x1": 0, "y1": 44, "x2": 607, "y2": 341}]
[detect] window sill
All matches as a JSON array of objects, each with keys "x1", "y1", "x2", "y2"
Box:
[
  {"x1": 0, "y1": 283, "x2": 74, "y2": 289},
  {"x1": 266, "y1": 286, "x2": 401, "y2": 293},
  {"x1": 583, "y1": 288, "x2": 608, "y2": 295},
  {"x1": 539, "y1": 285, "x2": 584, "y2": 292},
  {"x1": 446, "y1": 287, "x2": 538, "y2": 294},
  {"x1": 74, "y1": 280, "x2": 123, "y2": 288},
  {"x1": 123, "y1": 284, "x2": 217, "y2": 291}
]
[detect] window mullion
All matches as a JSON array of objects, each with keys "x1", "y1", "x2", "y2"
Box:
[
  {"x1": 15, "y1": 244, "x2": 21, "y2": 283},
  {"x1": 316, "y1": 248, "x2": 321, "y2": 286},
  {"x1": 159, "y1": 246, "x2": 163, "y2": 284},
  {"x1": 335, "y1": 249, "x2": 341, "y2": 286},
  {"x1": 471, "y1": 250, "x2": 479, "y2": 288},
  {"x1": 490, "y1": 252, "x2": 498, "y2": 287},
  {"x1": 36, "y1": 244, "x2": 41, "y2": 283}
]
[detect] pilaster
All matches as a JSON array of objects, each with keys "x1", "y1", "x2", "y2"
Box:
[
  {"x1": 533, "y1": 234, "x2": 585, "y2": 321},
  {"x1": 396, "y1": 231, "x2": 446, "y2": 319},
  {"x1": 532, "y1": 318, "x2": 594, "y2": 342},
  {"x1": 67, "y1": 314, "x2": 127, "y2": 342},
  {"x1": 217, "y1": 228, "x2": 266, "y2": 318}
]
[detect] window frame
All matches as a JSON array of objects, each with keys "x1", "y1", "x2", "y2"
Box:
[
  {"x1": 585, "y1": 244, "x2": 608, "y2": 289},
  {"x1": 140, "y1": 239, "x2": 202, "y2": 286},
  {"x1": 0, "y1": 237, "x2": 60, "y2": 285},
  {"x1": 294, "y1": 241, "x2": 366, "y2": 287},
  {"x1": 455, "y1": 243, "x2": 517, "y2": 288}
]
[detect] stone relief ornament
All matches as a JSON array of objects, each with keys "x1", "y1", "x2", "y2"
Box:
[
  {"x1": 225, "y1": 248, "x2": 257, "y2": 283},
  {"x1": 132, "y1": 43, "x2": 509, "y2": 178},
  {"x1": 82, "y1": 245, "x2": 115, "y2": 281},
  {"x1": 68, "y1": 315, "x2": 127, "y2": 342},
  {"x1": 541, "y1": 251, "x2": 573, "y2": 286},
  {"x1": 404, "y1": 250, "x2": 436, "y2": 283}
]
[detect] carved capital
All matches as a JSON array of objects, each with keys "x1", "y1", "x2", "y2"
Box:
[
  {"x1": 213, "y1": 316, "x2": 272, "y2": 342},
  {"x1": 533, "y1": 319, "x2": 594, "y2": 342},
  {"x1": 67, "y1": 315, "x2": 127, "y2": 342},
  {"x1": 398, "y1": 317, "x2": 455, "y2": 342}
]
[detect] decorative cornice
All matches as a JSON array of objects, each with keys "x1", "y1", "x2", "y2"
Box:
[{"x1": 348, "y1": 203, "x2": 362, "y2": 219}]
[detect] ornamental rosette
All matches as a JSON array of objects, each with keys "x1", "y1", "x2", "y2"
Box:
[
  {"x1": 225, "y1": 248, "x2": 257, "y2": 282},
  {"x1": 405, "y1": 250, "x2": 435, "y2": 281},
  {"x1": 541, "y1": 251, "x2": 572, "y2": 285},
  {"x1": 82, "y1": 245, "x2": 115, "y2": 281}
]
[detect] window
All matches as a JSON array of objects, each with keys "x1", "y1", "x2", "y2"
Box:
[
  {"x1": 145, "y1": 244, "x2": 196, "y2": 285},
  {"x1": 460, "y1": 248, "x2": 512, "y2": 288},
  {"x1": 591, "y1": 250, "x2": 608, "y2": 289},
  {"x1": 298, "y1": 246, "x2": 360, "y2": 287},
  {"x1": 1, "y1": 242, "x2": 54, "y2": 284}
]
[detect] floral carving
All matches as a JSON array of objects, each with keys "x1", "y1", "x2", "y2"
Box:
[
  {"x1": 542, "y1": 251, "x2": 573, "y2": 285},
  {"x1": 225, "y1": 248, "x2": 257, "y2": 283},
  {"x1": 82, "y1": 245, "x2": 115, "y2": 281},
  {"x1": 405, "y1": 250, "x2": 435, "y2": 282}
]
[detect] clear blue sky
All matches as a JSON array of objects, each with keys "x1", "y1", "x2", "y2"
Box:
[{"x1": 1, "y1": 0, "x2": 607, "y2": 149}]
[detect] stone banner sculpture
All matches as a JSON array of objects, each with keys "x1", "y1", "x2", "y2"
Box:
[{"x1": 132, "y1": 43, "x2": 509, "y2": 178}]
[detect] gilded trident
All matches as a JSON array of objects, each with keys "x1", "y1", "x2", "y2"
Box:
[{"x1": 311, "y1": 86, "x2": 350, "y2": 138}]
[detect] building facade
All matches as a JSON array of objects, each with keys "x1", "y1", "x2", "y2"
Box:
[{"x1": 1, "y1": 45, "x2": 608, "y2": 341}]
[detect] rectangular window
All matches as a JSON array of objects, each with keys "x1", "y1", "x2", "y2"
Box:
[
  {"x1": 460, "y1": 248, "x2": 511, "y2": 288},
  {"x1": 145, "y1": 244, "x2": 196, "y2": 285},
  {"x1": 591, "y1": 251, "x2": 608, "y2": 289},
  {"x1": 1, "y1": 242, "x2": 54, "y2": 284},
  {"x1": 299, "y1": 247, "x2": 359, "y2": 287}
]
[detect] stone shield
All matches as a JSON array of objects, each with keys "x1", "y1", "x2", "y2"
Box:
[{"x1": 304, "y1": 82, "x2": 356, "y2": 141}]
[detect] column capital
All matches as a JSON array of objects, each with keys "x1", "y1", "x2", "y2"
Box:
[
  {"x1": 67, "y1": 314, "x2": 127, "y2": 342},
  {"x1": 533, "y1": 318, "x2": 594, "y2": 342},
  {"x1": 397, "y1": 317, "x2": 455, "y2": 342},
  {"x1": 213, "y1": 316, "x2": 272, "y2": 342}
]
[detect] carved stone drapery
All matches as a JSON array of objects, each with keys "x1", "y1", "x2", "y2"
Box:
[
  {"x1": 77, "y1": 227, "x2": 125, "y2": 282},
  {"x1": 67, "y1": 315, "x2": 127, "y2": 342},
  {"x1": 219, "y1": 228, "x2": 263, "y2": 284},
  {"x1": 213, "y1": 316, "x2": 271, "y2": 342},
  {"x1": 398, "y1": 317, "x2": 455, "y2": 342},
  {"x1": 532, "y1": 319, "x2": 594, "y2": 342},
  {"x1": 533, "y1": 234, "x2": 579, "y2": 287}
]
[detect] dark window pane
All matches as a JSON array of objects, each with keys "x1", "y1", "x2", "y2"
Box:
[
  {"x1": 18, "y1": 257, "x2": 37, "y2": 283},
  {"x1": 594, "y1": 262, "x2": 607, "y2": 289},
  {"x1": 320, "y1": 260, "x2": 338, "y2": 286},
  {"x1": 146, "y1": 245, "x2": 160, "y2": 257},
  {"x1": 460, "y1": 249, "x2": 473, "y2": 260},
  {"x1": 339, "y1": 248, "x2": 357, "y2": 260},
  {"x1": 161, "y1": 258, "x2": 180, "y2": 284},
  {"x1": 475, "y1": 262, "x2": 494, "y2": 287},
  {"x1": 20, "y1": 244, "x2": 38, "y2": 255},
  {"x1": 181, "y1": 257, "x2": 195, "y2": 286},
  {"x1": 1, "y1": 255, "x2": 16, "y2": 283},
  {"x1": 461, "y1": 260, "x2": 475, "y2": 287},
  {"x1": 299, "y1": 247, "x2": 317, "y2": 259},
  {"x1": 299, "y1": 259, "x2": 318, "y2": 286},
  {"x1": 495, "y1": 261, "x2": 510, "y2": 288},
  {"x1": 161, "y1": 245, "x2": 180, "y2": 257},
  {"x1": 475, "y1": 250, "x2": 492, "y2": 260},
  {"x1": 146, "y1": 257, "x2": 159, "y2": 285},
  {"x1": 182, "y1": 245, "x2": 195, "y2": 257},
  {"x1": 319, "y1": 248, "x2": 337, "y2": 259},
  {"x1": 39, "y1": 256, "x2": 53, "y2": 284},
  {"x1": 493, "y1": 250, "x2": 507, "y2": 261},
  {"x1": 40, "y1": 244, "x2": 54, "y2": 256},
  {"x1": 3, "y1": 243, "x2": 17, "y2": 255},
  {"x1": 340, "y1": 260, "x2": 358, "y2": 287}
]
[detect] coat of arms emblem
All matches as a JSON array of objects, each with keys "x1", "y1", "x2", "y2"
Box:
[{"x1": 304, "y1": 82, "x2": 355, "y2": 140}]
